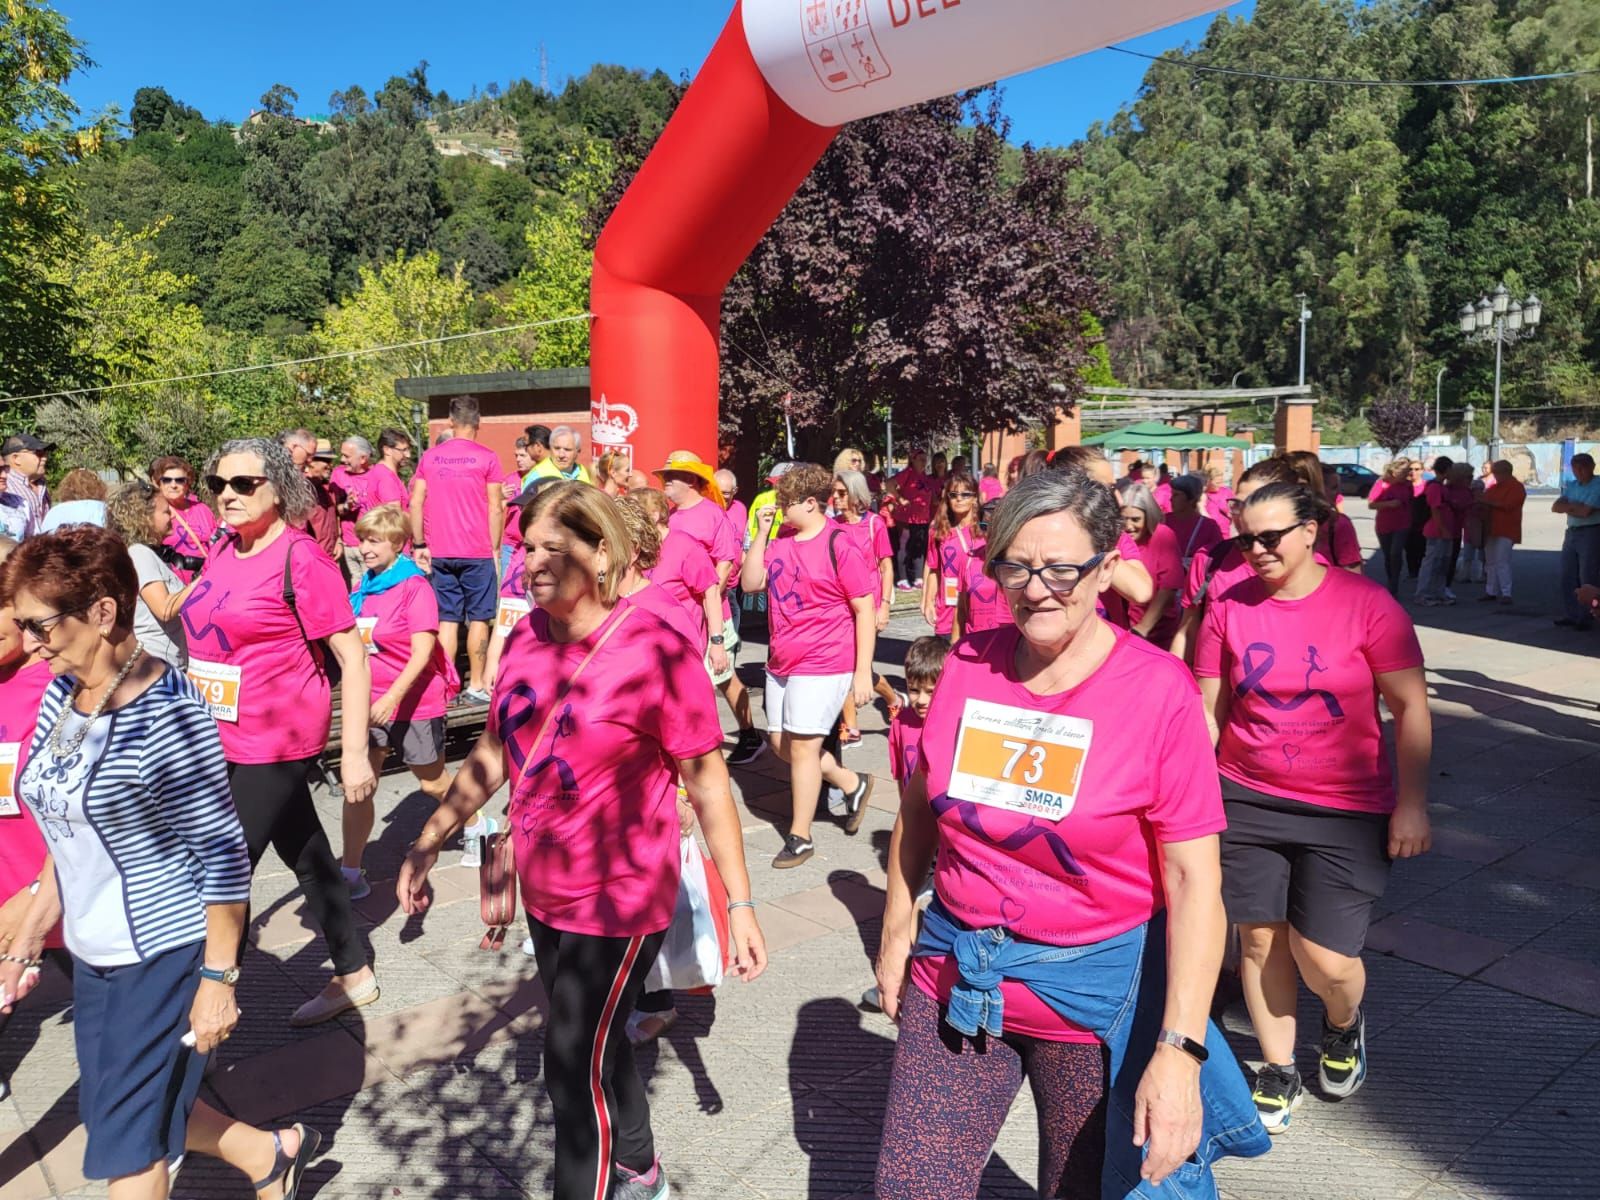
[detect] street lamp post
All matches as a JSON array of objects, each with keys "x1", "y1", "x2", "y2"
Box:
[
  {"x1": 1434, "y1": 366, "x2": 1445, "y2": 435},
  {"x1": 1458, "y1": 282, "x2": 1540, "y2": 462},
  {"x1": 1295, "y1": 294, "x2": 1310, "y2": 388}
]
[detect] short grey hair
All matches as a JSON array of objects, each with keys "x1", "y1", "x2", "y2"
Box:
[
  {"x1": 342, "y1": 434, "x2": 374, "y2": 462},
  {"x1": 984, "y1": 470, "x2": 1122, "y2": 570},
  {"x1": 550, "y1": 424, "x2": 580, "y2": 449},
  {"x1": 714, "y1": 468, "x2": 737, "y2": 496},
  {"x1": 277, "y1": 427, "x2": 315, "y2": 452},
  {"x1": 1117, "y1": 482, "x2": 1164, "y2": 535},
  {"x1": 835, "y1": 469, "x2": 872, "y2": 516},
  {"x1": 208, "y1": 437, "x2": 315, "y2": 524}
]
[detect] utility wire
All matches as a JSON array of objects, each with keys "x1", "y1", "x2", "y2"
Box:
[
  {"x1": 1, "y1": 312, "x2": 594, "y2": 407},
  {"x1": 1108, "y1": 45, "x2": 1600, "y2": 88}
]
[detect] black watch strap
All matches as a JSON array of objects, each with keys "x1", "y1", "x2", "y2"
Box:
[{"x1": 1158, "y1": 1028, "x2": 1208, "y2": 1063}]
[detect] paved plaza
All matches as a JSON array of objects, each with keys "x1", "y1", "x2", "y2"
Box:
[{"x1": 2, "y1": 504, "x2": 1597, "y2": 1200}]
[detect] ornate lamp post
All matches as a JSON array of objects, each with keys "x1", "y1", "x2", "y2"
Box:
[{"x1": 1458, "y1": 283, "x2": 1541, "y2": 461}]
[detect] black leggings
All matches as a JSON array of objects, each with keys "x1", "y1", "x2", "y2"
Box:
[
  {"x1": 898, "y1": 522, "x2": 929, "y2": 585},
  {"x1": 1376, "y1": 530, "x2": 1406, "y2": 594},
  {"x1": 529, "y1": 913, "x2": 666, "y2": 1200},
  {"x1": 227, "y1": 757, "x2": 367, "y2": 976}
]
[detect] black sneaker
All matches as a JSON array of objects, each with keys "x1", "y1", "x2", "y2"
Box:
[
  {"x1": 842, "y1": 775, "x2": 874, "y2": 834},
  {"x1": 772, "y1": 834, "x2": 814, "y2": 869},
  {"x1": 1251, "y1": 1063, "x2": 1304, "y2": 1133},
  {"x1": 727, "y1": 728, "x2": 766, "y2": 766},
  {"x1": 1319, "y1": 1009, "x2": 1368, "y2": 1098}
]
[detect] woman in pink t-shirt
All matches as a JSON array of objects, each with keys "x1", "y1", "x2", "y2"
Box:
[
  {"x1": 182, "y1": 437, "x2": 380, "y2": 1026},
  {"x1": 1281, "y1": 450, "x2": 1363, "y2": 572},
  {"x1": 398, "y1": 482, "x2": 767, "y2": 1200},
  {"x1": 151, "y1": 455, "x2": 219, "y2": 582},
  {"x1": 1203, "y1": 465, "x2": 1235, "y2": 533},
  {"x1": 1165, "y1": 474, "x2": 1224, "y2": 570},
  {"x1": 874, "y1": 470, "x2": 1230, "y2": 1197},
  {"x1": 921, "y1": 471, "x2": 983, "y2": 637},
  {"x1": 1118, "y1": 482, "x2": 1184, "y2": 648},
  {"x1": 832, "y1": 469, "x2": 901, "y2": 731},
  {"x1": 1366, "y1": 457, "x2": 1417, "y2": 596},
  {"x1": 1194, "y1": 481, "x2": 1431, "y2": 1130},
  {"x1": 340, "y1": 503, "x2": 457, "y2": 898}
]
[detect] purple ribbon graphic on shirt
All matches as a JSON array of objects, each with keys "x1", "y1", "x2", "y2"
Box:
[
  {"x1": 496, "y1": 684, "x2": 578, "y2": 803},
  {"x1": 930, "y1": 791, "x2": 1085, "y2": 878},
  {"x1": 1235, "y1": 642, "x2": 1344, "y2": 718},
  {"x1": 766, "y1": 555, "x2": 805, "y2": 614},
  {"x1": 179, "y1": 581, "x2": 233, "y2": 651}
]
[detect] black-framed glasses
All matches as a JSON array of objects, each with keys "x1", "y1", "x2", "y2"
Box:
[
  {"x1": 1232, "y1": 523, "x2": 1306, "y2": 552},
  {"x1": 992, "y1": 554, "x2": 1106, "y2": 594},
  {"x1": 204, "y1": 474, "x2": 271, "y2": 497},
  {"x1": 16, "y1": 608, "x2": 85, "y2": 640},
  {"x1": 158, "y1": 475, "x2": 189, "y2": 486}
]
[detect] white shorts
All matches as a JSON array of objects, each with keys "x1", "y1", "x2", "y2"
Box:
[
  {"x1": 706, "y1": 625, "x2": 741, "y2": 687},
  {"x1": 764, "y1": 671, "x2": 851, "y2": 737}
]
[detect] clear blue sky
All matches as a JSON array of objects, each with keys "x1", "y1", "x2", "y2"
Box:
[{"x1": 59, "y1": 1, "x2": 1253, "y2": 147}]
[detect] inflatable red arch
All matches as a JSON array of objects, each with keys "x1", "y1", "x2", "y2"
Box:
[{"x1": 589, "y1": 0, "x2": 1221, "y2": 476}]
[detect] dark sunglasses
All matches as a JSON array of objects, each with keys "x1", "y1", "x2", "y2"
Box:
[
  {"x1": 1233, "y1": 523, "x2": 1306, "y2": 552},
  {"x1": 16, "y1": 608, "x2": 85, "y2": 640},
  {"x1": 204, "y1": 474, "x2": 271, "y2": 497},
  {"x1": 157, "y1": 475, "x2": 189, "y2": 486},
  {"x1": 948, "y1": 491, "x2": 978, "y2": 500},
  {"x1": 992, "y1": 554, "x2": 1107, "y2": 594}
]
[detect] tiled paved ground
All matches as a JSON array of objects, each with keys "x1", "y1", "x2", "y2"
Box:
[{"x1": 2, "y1": 504, "x2": 1596, "y2": 1199}]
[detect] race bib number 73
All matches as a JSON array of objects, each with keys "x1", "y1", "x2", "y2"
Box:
[{"x1": 948, "y1": 699, "x2": 1091, "y2": 822}]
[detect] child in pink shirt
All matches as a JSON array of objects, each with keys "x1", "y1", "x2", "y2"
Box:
[{"x1": 742, "y1": 464, "x2": 878, "y2": 869}]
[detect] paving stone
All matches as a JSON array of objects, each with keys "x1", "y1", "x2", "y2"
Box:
[
  {"x1": 1365, "y1": 915, "x2": 1512, "y2": 978},
  {"x1": 1439, "y1": 1121, "x2": 1600, "y2": 1199},
  {"x1": 1477, "y1": 948, "x2": 1600, "y2": 1018},
  {"x1": 1396, "y1": 867, "x2": 1598, "y2": 948}
]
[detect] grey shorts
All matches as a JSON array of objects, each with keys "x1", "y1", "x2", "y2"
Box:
[{"x1": 369, "y1": 717, "x2": 445, "y2": 767}]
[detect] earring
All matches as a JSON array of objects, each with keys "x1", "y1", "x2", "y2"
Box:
[{"x1": 596, "y1": 569, "x2": 607, "y2": 585}]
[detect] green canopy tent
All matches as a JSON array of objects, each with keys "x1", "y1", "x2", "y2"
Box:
[{"x1": 1079, "y1": 421, "x2": 1251, "y2": 451}]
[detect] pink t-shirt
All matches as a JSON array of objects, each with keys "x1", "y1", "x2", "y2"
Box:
[
  {"x1": 1317, "y1": 511, "x2": 1363, "y2": 567},
  {"x1": 1165, "y1": 512, "x2": 1224, "y2": 565},
  {"x1": 928, "y1": 525, "x2": 981, "y2": 636},
  {"x1": 670, "y1": 498, "x2": 739, "y2": 618},
  {"x1": 499, "y1": 472, "x2": 525, "y2": 549},
  {"x1": 414, "y1": 438, "x2": 502, "y2": 559},
  {"x1": 372, "y1": 462, "x2": 409, "y2": 511},
  {"x1": 1423, "y1": 481, "x2": 1474, "y2": 540},
  {"x1": 500, "y1": 544, "x2": 527, "y2": 599},
  {"x1": 359, "y1": 574, "x2": 449, "y2": 721},
  {"x1": 489, "y1": 602, "x2": 724, "y2": 937},
  {"x1": 647, "y1": 528, "x2": 718, "y2": 646},
  {"x1": 979, "y1": 476, "x2": 1004, "y2": 504},
  {"x1": 162, "y1": 497, "x2": 218, "y2": 582},
  {"x1": 0, "y1": 660, "x2": 56, "y2": 931},
  {"x1": 1194, "y1": 567, "x2": 1423, "y2": 814},
  {"x1": 724, "y1": 499, "x2": 749, "y2": 573},
  {"x1": 625, "y1": 580, "x2": 705, "y2": 652},
  {"x1": 887, "y1": 708, "x2": 924, "y2": 789},
  {"x1": 763, "y1": 526, "x2": 875, "y2": 676},
  {"x1": 1125, "y1": 524, "x2": 1184, "y2": 646},
  {"x1": 959, "y1": 553, "x2": 1012, "y2": 634},
  {"x1": 909, "y1": 624, "x2": 1224, "y2": 1041},
  {"x1": 1368, "y1": 479, "x2": 1417, "y2": 537},
  {"x1": 897, "y1": 469, "x2": 936, "y2": 525},
  {"x1": 1205, "y1": 487, "x2": 1234, "y2": 532},
  {"x1": 1152, "y1": 481, "x2": 1173, "y2": 513},
  {"x1": 1098, "y1": 532, "x2": 1144, "y2": 629},
  {"x1": 180, "y1": 529, "x2": 353, "y2": 763},
  {"x1": 834, "y1": 513, "x2": 891, "y2": 603},
  {"x1": 332, "y1": 465, "x2": 409, "y2": 547}
]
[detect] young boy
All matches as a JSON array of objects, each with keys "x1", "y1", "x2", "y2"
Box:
[
  {"x1": 742, "y1": 463, "x2": 877, "y2": 868},
  {"x1": 864, "y1": 635, "x2": 950, "y2": 1010}
]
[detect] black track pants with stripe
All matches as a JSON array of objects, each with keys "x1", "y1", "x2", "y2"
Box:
[{"x1": 530, "y1": 913, "x2": 667, "y2": 1200}]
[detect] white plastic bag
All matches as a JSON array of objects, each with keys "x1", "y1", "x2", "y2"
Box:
[{"x1": 644, "y1": 836, "x2": 726, "y2": 992}]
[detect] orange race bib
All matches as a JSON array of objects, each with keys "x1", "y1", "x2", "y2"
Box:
[
  {"x1": 187, "y1": 659, "x2": 243, "y2": 724},
  {"x1": 948, "y1": 699, "x2": 1091, "y2": 823},
  {"x1": 495, "y1": 597, "x2": 531, "y2": 636},
  {"x1": 0, "y1": 743, "x2": 18, "y2": 817},
  {"x1": 943, "y1": 573, "x2": 960, "y2": 607},
  {"x1": 356, "y1": 616, "x2": 379, "y2": 654}
]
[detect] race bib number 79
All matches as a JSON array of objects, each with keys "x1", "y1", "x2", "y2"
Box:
[
  {"x1": 948, "y1": 699, "x2": 1091, "y2": 822},
  {"x1": 187, "y1": 659, "x2": 242, "y2": 723}
]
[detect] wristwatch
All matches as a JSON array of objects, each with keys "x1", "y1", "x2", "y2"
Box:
[
  {"x1": 200, "y1": 965, "x2": 241, "y2": 986},
  {"x1": 1157, "y1": 1028, "x2": 1208, "y2": 1063},
  {"x1": 710, "y1": 634, "x2": 725, "y2": 646},
  {"x1": 412, "y1": 542, "x2": 428, "y2": 551}
]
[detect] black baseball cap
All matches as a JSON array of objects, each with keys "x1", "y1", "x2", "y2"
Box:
[
  {"x1": 508, "y1": 474, "x2": 566, "y2": 508},
  {"x1": 1, "y1": 434, "x2": 52, "y2": 456}
]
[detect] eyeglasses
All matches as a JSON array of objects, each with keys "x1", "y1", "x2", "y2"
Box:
[
  {"x1": 830, "y1": 487, "x2": 848, "y2": 497},
  {"x1": 158, "y1": 475, "x2": 189, "y2": 486},
  {"x1": 204, "y1": 474, "x2": 271, "y2": 497},
  {"x1": 16, "y1": 608, "x2": 84, "y2": 641},
  {"x1": 1232, "y1": 523, "x2": 1306, "y2": 552},
  {"x1": 949, "y1": 491, "x2": 978, "y2": 500},
  {"x1": 992, "y1": 554, "x2": 1107, "y2": 594}
]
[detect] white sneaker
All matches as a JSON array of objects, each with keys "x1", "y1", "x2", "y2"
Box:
[
  {"x1": 1443, "y1": 588, "x2": 1457, "y2": 601},
  {"x1": 521, "y1": 936, "x2": 536, "y2": 957},
  {"x1": 458, "y1": 816, "x2": 497, "y2": 869}
]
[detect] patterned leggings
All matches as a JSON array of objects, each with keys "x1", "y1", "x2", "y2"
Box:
[{"x1": 876, "y1": 985, "x2": 1109, "y2": 1199}]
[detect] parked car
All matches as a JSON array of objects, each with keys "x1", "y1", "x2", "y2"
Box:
[{"x1": 1332, "y1": 463, "x2": 1380, "y2": 496}]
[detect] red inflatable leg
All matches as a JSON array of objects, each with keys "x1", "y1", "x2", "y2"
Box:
[{"x1": 589, "y1": 1, "x2": 838, "y2": 476}]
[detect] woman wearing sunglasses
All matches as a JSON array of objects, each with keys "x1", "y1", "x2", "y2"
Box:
[
  {"x1": 0, "y1": 526, "x2": 322, "y2": 1199},
  {"x1": 876, "y1": 469, "x2": 1265, "y2": 1199},
  {"x1": 180, "y1": 438, "x2": 380, "y2": 1027},
  {"x1": 921, "y1": 470, "x2": 984, "y2": 638},
  {"x1": 1194, "y1": 482, "x2": 1431, "y2": 1134},
  {"x1": 150, "y1": 457, "x2": 217, "y2": 583}
]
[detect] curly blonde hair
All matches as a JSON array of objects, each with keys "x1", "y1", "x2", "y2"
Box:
[{"x1": 106, "y1": 480, "x2": 163, "y2": 547}]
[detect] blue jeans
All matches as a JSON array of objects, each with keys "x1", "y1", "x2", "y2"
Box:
[
  {"x1": 916, "y1": 900, "x2": 1270, "y2": 1199},
  {"x1": 1559, "y1": 525, "x2": 1600, "y2": 623},
  {"x1": 1416, "y1": 537, "x2": 1453, "y2": 601}
]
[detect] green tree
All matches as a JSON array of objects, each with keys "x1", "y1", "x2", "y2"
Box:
[{"x1": 209, "y1": 217, "x2": 332, "y2": 333}]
